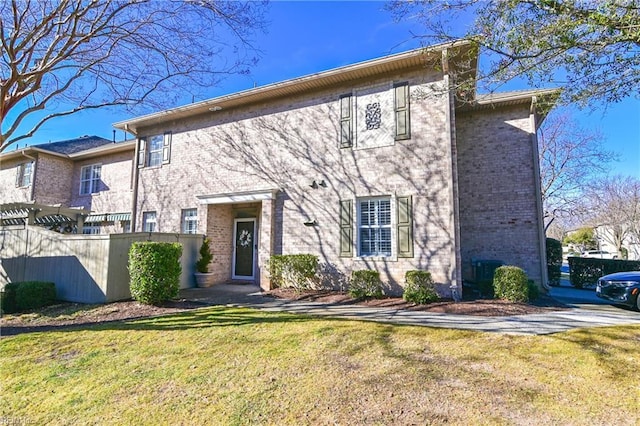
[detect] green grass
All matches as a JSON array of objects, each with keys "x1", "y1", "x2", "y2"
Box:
[{"x1": 2, "y1": 306, "x2": 639, "y2": 425}]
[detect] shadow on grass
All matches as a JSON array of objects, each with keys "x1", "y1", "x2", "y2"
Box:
[{"x1": 1, "y1": 306, "x2": 324, "y2": 336}]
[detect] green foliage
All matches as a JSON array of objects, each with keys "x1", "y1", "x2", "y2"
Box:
[
  {"x1": 527, "y1": 280, "x2": 540, "y2": 301},
  {"x1": 195, "y1": 238, "x2": 213, "y2": 273},
  {"x1": 621, "y1": 247, "x2": 628, "y2": 260},
  {"x1": 1, "y1": 281, "x2": 56, "y2": 313},
  {"x1": 493, "y1": 266, "x2": 529, "y2": 303},
  {"x1": 403, "y1": 271, "x2": 438, "y2": 304},
  {"x1": 546, "y1": 237, "x2": 563, "y2": 286},
  {"x1": 129, "y1": 242, "x2": 182, "y2": 305},
  {"x1": 568, "y1": 257, "x2": 640, "y2": 289},
  {"x1": 349, "y1": 270, "x2": 383, "y2": 299},
  {"x1": 268, "y1": 254, "x2": 319, "y2": 290},
  {"x1": 563, "y1": 227, "x2": 597, "y2": 251}
]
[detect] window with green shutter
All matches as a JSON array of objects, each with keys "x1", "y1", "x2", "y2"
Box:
[
  {"x1": 394, "y1": 82, "x2": 410, "y2": 140},
  {"x1": 339, "y1": 199, "x2": 353, "y2": 257},
  {"x1": 396, "y1": 196, "x2": 414, "y2": 258},
  {"x1": 339, "y1": 94, "x2": 353, "y2": 148}
]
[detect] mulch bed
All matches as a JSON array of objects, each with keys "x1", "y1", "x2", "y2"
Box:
[{"x1": 1, "y1": 289, "x2": 569, "y2": 337}]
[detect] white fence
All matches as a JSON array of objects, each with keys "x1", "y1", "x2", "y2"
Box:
[{"x1": 0, "y1": 226, "x2": 202, "y2": 303}]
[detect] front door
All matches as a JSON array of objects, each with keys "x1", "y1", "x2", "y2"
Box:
[{"x1": 232, "y1": 218, "x2": 256, "y2": 279}]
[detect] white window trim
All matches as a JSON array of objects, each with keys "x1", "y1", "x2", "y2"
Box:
[
  {"x1": 79, "y1": 163, "x2": 101, "y2": 195},
  {"x1": 181, "y1": 208, "x2": 198, "y2": 234},
  {"x1": 16, "y1": 162, "x2": 33, "y2": 187},
  {"x1": 356, "y1": 196, "x2": 396, "y2": 259},
  {"x1": 142, "y1": 211, "x2": 157, "y2": 232},
  {"x1": 147, "y1": 135, "x2": 164, "y2": 168}
]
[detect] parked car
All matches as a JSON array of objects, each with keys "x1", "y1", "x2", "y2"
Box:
[
  {"x1": 596, "y1": 271, "x2": 640, "y2": 311},
  {"x1": 581, "y1": 250, "x2": 618, "y2": 259}
]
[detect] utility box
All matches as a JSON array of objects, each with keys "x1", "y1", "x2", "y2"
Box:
[{"x1": 472, "y1": 259, "x2": 504, "y2": 283}]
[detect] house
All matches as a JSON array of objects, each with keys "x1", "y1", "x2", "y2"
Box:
[
  {"x1": 107, "y1": 40, "x2": 556, "y2": 295},
  {"x1": 0, "y1": 136, "x2": 134, "y2": 234}
]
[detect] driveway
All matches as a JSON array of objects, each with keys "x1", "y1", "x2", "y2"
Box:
[{"x1": 179, "y1": 283, "x2": 640, "y2": 335}]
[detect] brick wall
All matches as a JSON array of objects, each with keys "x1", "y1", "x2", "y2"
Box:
[
  {"x1": 0, "y1": 157, "x2": 33, "y2": 204},
  {"x1": 134, "y1": 69, "x2": 459, "y2": 293},
  {"x1": 456, "y1": 106, "x2": 545, "y2": 285},
  {"x1": 32, "y1": 154, "x2": 74, "y2": 206}
]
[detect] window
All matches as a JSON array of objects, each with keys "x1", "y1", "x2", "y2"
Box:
[
  {"x1": 340, "y1": 196, "x2": 413, "y2": 258},
  {"x1": 80, "y1": 164, "x2": 101, "y2": 195},
  {"x1": 142, "y1": 211, "x2": 157, "y2": 232},
  {"x1": 138, "y1": 132, "x2": 172, "y2": 168},
  {"x1": 358, "y1": 198, "x2": 392, "y2": 257},
  {"x1": 394, "y1": 82, "x2": 410, "y2": 140},
  {"x1": 339, "y1": 94, "x2": 353, "y2": 148},
  {"x1": 16, "y1": 162, "x2": 33, "y2": 187},
  {"x1": 82, "y1": 225, "x2": 101, "y2": 235},
  {"x1": 181, "y1": 209, "x2": 198, "y2": 234}
]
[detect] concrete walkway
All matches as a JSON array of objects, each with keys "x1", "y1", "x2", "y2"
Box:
[{"x1": 179, "y1": 283, "x2": 640, "y2": 335}]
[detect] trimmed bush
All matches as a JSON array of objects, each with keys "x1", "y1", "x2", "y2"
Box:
[
  {"x1": 349, "y1": 270, "x2": 383, "y2": 299},
  {"x1": 403, "y1": 271, "x2": 438, "y2": 304},
  {"x1": 268, "y1": 254, "x2": 319, "y2": 290},
  {"x1": 546, "y1": 238, "x2": 563, "y2": 286},
  {"x1": 493, "y1": 266, "x2": 529, "y2": 303},
  {"x1": 1, "y1": 281, "x2": 56, "y2": 313},
  {"x1": 568, "y1": 257, "x2": 640, "y2": 289},
  {"x1": 129, "y1": 242, "x2": 182, "y2": 305},
  {"x1": 195, "y1": 238, "x2": 213, "y2": 273}
]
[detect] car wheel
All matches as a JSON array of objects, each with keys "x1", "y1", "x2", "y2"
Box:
[{"x1": 636, "y1": 294, "x2": 640, "y2": 312}]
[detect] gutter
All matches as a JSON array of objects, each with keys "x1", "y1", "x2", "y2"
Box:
[{"x1": 530, "y1": 96, "x2": 551, "y2": 292}]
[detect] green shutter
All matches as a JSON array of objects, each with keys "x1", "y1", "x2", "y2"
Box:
[
  {"x1": 162, "y1": 132, "x2": 172, "y2": 165},
  {"x1": 394, "y1": 83, "x2": 410, "y2": 140},
  {"x1": 339, "y1": 94, "x2": 353, "y2": 148},
  {"x1": 137, "y1": 139, "x2": 146, "y2": 168},
  {"x1": 396, "y1": 196, "x2": 413, "y2": 258},
  {"x1": 339, "y1": 199, "x2": 353, "y2": 257}
]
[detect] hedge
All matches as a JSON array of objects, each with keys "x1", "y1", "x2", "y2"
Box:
[
  {"x1": 568, "y1": 257, "x2": 640, "y2": 289},
  {"x1": 493, "y1": 266, "x2": 530, "y2": 303},
  {"x1": 546, "y1": 238, "x2": 563, "y2": 286},
  {"x1": 129, "y1": 242, "x2": 182, "y2": 305},
  {"x1": 403, "y1": 270, "x2": 438, "y2": 304},
  {"x1": 1, "y1": 281, "x2": 57, "y2": 313},
  {"x1": 268, "y1": 254, "x2": 319, "y2": 290},
  {"x1": 349, "y1": 270, "x2": 383, "y2": 299}
]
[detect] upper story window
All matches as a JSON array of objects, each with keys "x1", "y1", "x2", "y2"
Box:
[
  {"x1": 358, "y1": 197, "x2": 392, "y2": 257},
  {"x1": 394, "y1": 82, "x2": 410, "y2": 140},
  {"x1": 181, "y1": 208, "x2": 198, "y2": 234},
  {"x1": 142, "y1": 211, "x2": 157, "y2": 232},
  {"x1": 138, "y1": 132, "x2": 172, "y2": 168},
  {"x1": 80, "y1": 164, "x2": 101, "y2": 195},
  {"x1": 15, "y1": 161, "x2": 33, "y2": 187}
]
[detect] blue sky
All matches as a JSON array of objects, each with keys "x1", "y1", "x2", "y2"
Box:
[{"x1": 8, "y1": 1, "x2": 640, "y2": 178}]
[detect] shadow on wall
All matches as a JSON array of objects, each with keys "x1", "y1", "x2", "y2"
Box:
[{"x1": 1, "y1": 255, "x2": 105, "y2": 304}]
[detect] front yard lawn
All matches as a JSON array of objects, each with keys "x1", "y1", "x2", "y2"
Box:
[{"x1": 1, "y1": 306, "x2": 639, "y2": 425}]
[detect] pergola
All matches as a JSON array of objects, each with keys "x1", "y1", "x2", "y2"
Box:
[{"x1": 0, "y1": 202, "x2": 90, "y2": 232}]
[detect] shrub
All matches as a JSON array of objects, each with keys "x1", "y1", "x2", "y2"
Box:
[
  {"x1": 546, "y1": 238, "x2": 563, "y2": 286},
  {"x1": 268, "y1": 254, "x2": 318, "y2": 290},
  {"x1": 349, "y1": 270, "x2": 383, "y2": 299},
  {"x1": 195, "y1": 238, "x2": 213, "y2": 273},
  {"x1": 129, "y1": 242, "x2": 182, "y2": 305},
  {"x1": 403, "y1": 271, "x2": 438, "y2": 304},
  {"x1": 527, "y1": 280, "x2": 540, "y2": 301},
  {"x1": 493, "y1": 266, "x2": 529, "y2": 303},
  {"x1": 568, "y1": 257, "x2": 640, "y2": 289},
  {"x1": 1, "y1": 281, "x2": 56, "y2": 313}
]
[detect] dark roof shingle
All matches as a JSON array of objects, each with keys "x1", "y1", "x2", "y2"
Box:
[{"x1": 36, "y1": 135, "x2": 112, "y2": 155}]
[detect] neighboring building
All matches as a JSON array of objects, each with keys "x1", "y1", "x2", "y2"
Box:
[
  {"x1": 111, "y1": 40, "x2": 555, "y2": 294},
  {"x1": 0, "y1": 136, "x2": 134, "y2": 234}
]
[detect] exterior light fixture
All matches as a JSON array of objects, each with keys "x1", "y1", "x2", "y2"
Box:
[
  {"x1": 303, "y1": 219, "x2": 318, "y2": 226},
  {"x1": 209, "y1": 106, "x2": 222, "y2": 112}
]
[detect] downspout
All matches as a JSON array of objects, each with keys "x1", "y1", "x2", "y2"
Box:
[
  {"x1": 529, "y1": 97, "x2": 550, "y2": 291},
  {"x1": 442, "y1": 48, "x2": 463, "y2": 301},
  {"x1": 127, "y1": 124, "x2": 140, "y2": 233},
  {"x1": 20, "y1": 150, "x2": 37, "y2": 202}
]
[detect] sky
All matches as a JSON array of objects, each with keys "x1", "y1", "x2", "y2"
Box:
[{"x1": 7, "y1": 1, "x2": 640, "y2": 179}]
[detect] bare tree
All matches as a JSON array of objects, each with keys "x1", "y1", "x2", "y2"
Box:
[
  {"x1": 538, "y1": 112, "x2": 617, "y2": 231},
  {"x1": 583, "y1": 176, "x2": 640, "y2": 256},
  {"x1": 0, "y1": 0, "x2": 267, "y2": 151},
  {"x1": 386, "y1": 0, "x2": 640, "y2": 106}
]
